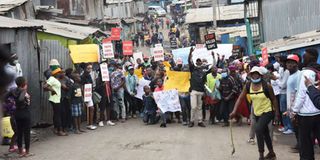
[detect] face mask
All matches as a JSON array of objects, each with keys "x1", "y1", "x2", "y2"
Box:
[
  {"x1": 251, "y1": 78, "x2": 261, "y2": 84},
  {"x1": 221, "y1": 72, "x2": 228, "y2": 78}
]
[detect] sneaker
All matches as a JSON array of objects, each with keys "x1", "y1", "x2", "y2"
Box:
[
  {"x1": 283, "y1": 129, "x2": 294, "y2": 135},
  {"x1": 182, "y1": 121, "x2": 188, "y2": 126},
  {"x1": 188, "y1": 122, "x2": 194, "y2": 128},
  {"x1": 160, "y1": 123, "x2": 167, "y2": 128},
  {"x1": 264, "y1": 152, "x2": 276, "y2": 160},
  {"x1": 107, "y1": 120, "x2": 116, "y2": 126},
  {"x1": 278, "y1": 127, "x2": 285, "y2": 132},
  {"x1": 247, "y1": 138, "x2": 255, "y2": 145},
  {"x1": 98, "y1": 121, "x2": 104, "y2": 127},
  {"x1": 132, "y1": 114, "x2": 137, "y2": 118},
  {"x1": 198, "y1": 122, "x2": 206, "y2": 127},
  {"x1": 90, "y1": 125, "x2": 97, "y2": 130}
]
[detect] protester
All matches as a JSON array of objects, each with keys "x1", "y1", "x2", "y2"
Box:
[
  {"x1": 5, "y1": 54, "x2": 23, "y2": 91},
  {"x1": 154, "y1": 78, "x2": 168, "y2": 128},
  {"x1": 231, "y1": 66, "x2": 279, "y2": 160},
  {"x1": 206, "y1": 66, "x2": 221, "y2": 124},
  {"x1": 292, "y1": 48, "x2": 320, "y2": 160},
  {"x1": 111, "y1": 63, "x2": 126, "y2": 122},
  {"x1": 142, "y1": 86, "x2": 158, "y2": 124},
  {"x1": 126, "y1": 66, "x2": 138, "y2": 118}
]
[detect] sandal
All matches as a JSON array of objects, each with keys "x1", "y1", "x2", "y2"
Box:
[{"x1": 23, "y1": 153, "x2": 35, "y2": 157}]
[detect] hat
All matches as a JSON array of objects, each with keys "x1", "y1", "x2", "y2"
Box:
[
  {"x1": 49, "y1": 59, "x2": 60, "y2": 66},
  {"x1": 287, "y1": 54, "x2": 299, "y2": 63},
  {"x1": 51, "y1": 68, "x2": 62, "y2": 76},
  {"x1": 128, "y1": 66, "x2": 134, "y2": 70},
  {"x1": 250, "y1": 66, "x2": 263, "y2": 75},
  {"x1": 176, "y1": 58, "x2": 183, "y2": 65},
  {"x1": 228, "y1": 65, "x2": 237, "y2": 71}
]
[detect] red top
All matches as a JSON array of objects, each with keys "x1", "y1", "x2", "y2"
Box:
[{"x1": 154, "y1": 86, "x2": 164, "y2": 92}]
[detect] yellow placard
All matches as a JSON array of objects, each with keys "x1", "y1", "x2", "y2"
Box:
[
  {"x1": 2, "y1": 117, "x2": 14, "y2": 138},
  {"x1": 69, "y1": 44, "x2": 99, "y2": 63},
  {"x1": 134, "y1": 68, "x2": 143, "y2": 79},
  {"x1": 164, "y1": 70, "x2": 190, "y2": 92}
]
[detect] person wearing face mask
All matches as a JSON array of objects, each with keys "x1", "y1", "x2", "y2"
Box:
[
  {"x1": 5, "y1": 54, "x2": 23, "y2": 91},
  {"x1": 206, "y1": 66, "x2": 221, "y2": 124},
  {"x1": 230, "y1": 66, "x2": 279, "y2": 160}
]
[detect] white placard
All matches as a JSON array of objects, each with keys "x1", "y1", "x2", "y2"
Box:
[
  {"x1": 153, "y1": 47, "x2": 164, "y2": 61},
  {"x1": 100, "y1": 63, "x2": 110, "y2": 81},
  {"x1": 153, "y1": 89, "x2": 181, "y2": 113},
  {"x1": 135, "y1": 79, "x2": 151, "y2": 100},
  {"x1": 102, "y1": 43, "x2": 114, "y2": 58},
  {"x1": 133, "y1": 52, "x2": 143, "y2": 66},
  {"x1": 84, "y1": 84, "x2": 92, "y2": 102},
  {"x1": 155, "y1": 43, "x2": 162, "y2": 48}
]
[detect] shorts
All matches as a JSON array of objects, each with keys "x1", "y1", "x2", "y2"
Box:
[{"x1": 71, "y1": 103, "x2": 82, "y2": 117}]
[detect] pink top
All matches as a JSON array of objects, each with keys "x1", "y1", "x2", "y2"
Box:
[{"x1": 154, "y1": 86, "x2": 164, "y2": 92}]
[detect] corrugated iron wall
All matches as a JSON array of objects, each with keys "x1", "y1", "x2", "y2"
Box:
[
  {"x1": 262, "y1": 0, "x2": 320, "y2": 42},
  {"x1": 39, "y1": 40, "x2": 73, "y2": 123}
]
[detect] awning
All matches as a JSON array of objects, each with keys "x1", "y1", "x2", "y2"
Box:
[{"x1": 69, "y1": 44, "x2": 99, "y2": 63}]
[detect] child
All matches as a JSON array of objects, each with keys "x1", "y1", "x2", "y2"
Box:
[
  {"x1": 142, "y1": 86, "x2": 157, "y2": 125},
  {"x1": 12, "y1": 77, "x2": 33, "y2": 157},
  {"x1": 154, "y1": 79, "x2": 167, "y2": 128},
  {"x1": 70, "y1": 73, "x2": 86, "y2": 134}
]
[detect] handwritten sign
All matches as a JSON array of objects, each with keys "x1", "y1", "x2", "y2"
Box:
[
  {"x1": 122, "y1": 41, "x2": 133, "y2": 55},
  {"x1": 84, "y1": 84, "x2": 92, "y2": 102},
  {"x1": 135, "y1": 79, "x2": 151, "y2": 100},
  {"x1": 204, "y1": 33, "x2": 217, "y2": 50},
  {"x1": 153, "y1": 89, "x2": 181, "y2": 113},
  {"x1": 261, "y1": 47, "x2": 268, "y2": 67},
  {"x1": 111, "y1": 28, "x2": 121, "y2": 40},
  {"x1": 100, "y1": 63, "x2": 110, "y2": 81},
  {"x1": 102, "y1": 42, "x2": 114, "y2": 58},
  {"x1": 153, "y1": 47, "x2": 164, "y2": 61}
]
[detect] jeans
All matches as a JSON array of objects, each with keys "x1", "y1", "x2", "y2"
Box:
[
  {"x1": 113, "y1": 88, "x2": 126, "y2": 119},
  {"x1": 179, "y1": 95, "x2": 191, "y2": 122},
  {"x1": 249, "y1": 108, "x2": 274, "y2": 141},
  {"x1": 298, "y1": 115, "x2": 320, "y2": 160},
  {"x1": 190, "y1": 90, "x2": 204, "y2": 123},
  {"x1": 255, "y1": 112, "x2": 274, "y2": 153},
  {"x1": 220, "y1": 98, "x2": 236, "y2": 123},
  {"x1": 279, "y1": 94, "x2": 293, "y2": 131}
]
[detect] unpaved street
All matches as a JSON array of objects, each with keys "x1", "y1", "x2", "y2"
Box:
[{"x1": 1, "y1": 119, "x2": 315, "y2": 160}]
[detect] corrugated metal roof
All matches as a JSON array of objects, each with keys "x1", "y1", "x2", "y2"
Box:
[
  {"x1": 0, "y1": 0, "x2": 28, "y2": 12},
  {"x1": 27, "y1": 19, "x2": 101, "y2": 40},
  {"x1": 260, "y1": 30, "x2": 320, "y2": 54},
  {"x1": 52, "y1": 17, "x2": 91, "y2": 26},
  {"x1": 209, "y1": 25, "x2": 247, "y2": 38},
  {"x1": 105, "y1": 0, "x2": 133, "y2": 4},
  {"x1": 185, "y1": 4, "x2": 245, "y2": 24},
  {"x1": 0, "y1": 16, "x2": 42, "y2": 28}
]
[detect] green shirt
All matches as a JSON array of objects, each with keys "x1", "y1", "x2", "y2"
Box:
[
  {"x1": 47, "y1": 76, "x2": 61, "y2": 103},
  {"x1": 206, "y1": 73, "x2": 221, "y2": 91}
]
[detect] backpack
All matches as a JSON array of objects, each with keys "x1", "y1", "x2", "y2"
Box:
[{"x1": 245, "y1": 80, "x2": 271, "y2": 102}]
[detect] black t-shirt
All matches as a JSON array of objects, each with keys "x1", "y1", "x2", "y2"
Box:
[{"x1": 71, "y1": 83, "x2": 83, "y2": 104}]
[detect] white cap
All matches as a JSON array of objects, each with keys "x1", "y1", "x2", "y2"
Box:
[
  {"x1": 250, "y1": 66, "x2": 263, "y2": 75},
  {"x1": 49, "y1": 59, "x2": 60, "y2": 66}
]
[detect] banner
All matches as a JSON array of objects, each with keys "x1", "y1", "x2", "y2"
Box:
[
  {"x1": 135, "y1": 79, "x2": 151, "y2": 100},
  {"x1": 84, "y1": 84, "x2": 92, "y2": 102},
  {"x1": 164, "y1": 70, "x2": 190, "y2": 92},
  {"x1": 111, "y1": 28, "x2": 121, "y2": 40},
  {"x1": 102, "y1": 42, "x2": 114, "y2": 58},
  {"x1": 204, "y1": 33, "x2": 218, "y2": 50},
  {"x1": 123, "y1": 41, "x2": 133, "y2": 55},
  {"x1": 172, "y1": 47, "x2": 191, "y2": 64},
  {"x1": 153, "y1": 47, "x2": 164, "y2": 61},
  {"x1": 261, "y1": 47, "x2": 268, "y2": 67},
  {"x1": 100, "y1": 63, "x2": 110, "y2": 81},
  {"x1": 153, "y1": 89, "x2": 181, "y2": 113},
  {"x1": 69, "y1": 44, "x2": 99, "y2": 63}
]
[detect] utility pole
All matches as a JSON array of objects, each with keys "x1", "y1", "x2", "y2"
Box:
[{"x1": 212, "y1": 0, "x2": 217, "y2": 29}]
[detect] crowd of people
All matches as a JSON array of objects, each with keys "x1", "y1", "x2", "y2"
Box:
[{"x1": 2, "y1": 38, "x2": 320, "y2": 160}]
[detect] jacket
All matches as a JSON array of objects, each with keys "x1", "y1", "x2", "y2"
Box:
[{"x1": 307, "y1": 85, "x2": 320, "y2": 110}]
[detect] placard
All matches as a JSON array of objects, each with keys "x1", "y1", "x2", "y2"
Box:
[
  {"x1": 204, "y1": 33, "x2": 218, "y2": 50},
  {"x1": 153, "y1": 89, "x2": 181, "y2": 113},
  {"x1": 84, "y1": 84, "x2": 92, "y2": 102},
  {"x1": 135, "y1": 79, "x2": 151, "y2": 100},
  {"x1": 155, "y1": 43, "x2": 162, "y2": 48},
  {"x1": 133, "y1": 52, "x2": 143, "y2": 66},
  {"x1": 100, "y1": 63, "x2": 110, "y2": 81},
  {"x1": 111, "y1": 28, "x2": 121, "y2": 40},
  {"x1": 261, "y1": 47, "x2": 268, "y2": 67},
  {"x1": 153, "y1": 47, "x2": 164, "y2": 61},
  {"x1": 102, "y1": 42, "x2": 114, "y2": 58},
  {"x1": 122, "y1": 41, "x2": 133, "y2": 55}
]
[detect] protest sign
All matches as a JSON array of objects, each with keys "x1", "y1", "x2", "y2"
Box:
[
  {"x1": 102, "y1": 42, "x2": 114, "y2": 58},
  {"x1": 261, "y1": 47, "x2": 268, "y2": 67},
  {"x1": 135, "y1": 79, "x2": 151, "y2": 100},
  {"x1": 133, "y1": 52, "x2": 143, "y2": 65},
  {"x1": 170, "y1": 37, "x2": 178, "y2": 49},
  {"x1": 111, "y1": 28, "x2": 121, "y2": 40},
  {"x1": 196, "y1": 44, "x2": 205, "y2": 49},
  {"x1": 84, "y1": 84, "x2": 92, "y2": 102},
  {"x1": 123, "y1": 41, "x2": 133, "y2": 55},
  {"x1": 204, "y1": 33, "x2": 218, "y2": 50},
  {"x1": 153, "y1": 47, "x2": 164, "y2": 61},
  {"x1": 164, "y1": 70, "x2": 190, "y2": 92},
  {"x1": 153, "y1": 89, "x2": 181, "y2": 113},
  {"x1": 172, "y1": 47, "x2": 191, "y2": 64},
  {"x1": 69, "y1": 44, "x2": 99, "y2": 63},
  {"x1": 100, "y1": 63, "x2": 109, "y2": 81},
  {"x1": 102, "y1": 38, "x2": 112, "y2": 43},
  {"x1": 155, "y1": 43, "x2": 162, "y2": 48}
]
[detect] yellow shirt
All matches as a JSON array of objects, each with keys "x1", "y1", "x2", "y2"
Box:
[
  {"x1": 206, "y1": 73, "x2": 221, "y2": 91},
  {"x1": 249, "y1": 84, "x2": 272, "y2": 116}
]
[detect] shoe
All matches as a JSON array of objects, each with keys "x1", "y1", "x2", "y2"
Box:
[
  {"x1": 107, "y1": 120, "x2": 116, "y2": 126},
  {"x1": 264, "y1": 152, "x2": 276, "y2": 160},
  {"x1": 133, "y1": 114, "x2": 137, "y2": 118},
  {"x1": 283, "y1": 129, "x2": 294, "y2": 135},
  {"x1": 120, "y1": 119, "x2": 126, "y2": 123},
  {"x1": 278, "y1": 127, "x2": 285, "y2": 132},
  {"x1": 58, "y1": 131, "x2": 68, "y2": 136},
  {"x1": 198, "y1": 122, "x2": 206, "y2": 127},
  {"x1": 160, "y1": 123, "x2": 167, "y2": 128},
  {"x1": 188, "y1": 122, "x2": 194, "y2": 128},
  {"x1": 182, "y1": 121, "x2": 188, "y2": 126},
  {"x1": 87, "y1": 125, "x2": 97, "y2": 130},
  {"x1": 247, "y1": 138, "x2": 255, "y2": 145},
  {"x1": 98, "y1": 121, "x2": 104, "y2": 127},
  {"x1": 8, "y1": 145, "x2": 18, "y2": 152}
]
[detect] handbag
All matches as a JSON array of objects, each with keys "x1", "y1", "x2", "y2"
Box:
[{"x1": 92, "y1": 91, "x2": 102, "y2": 104}]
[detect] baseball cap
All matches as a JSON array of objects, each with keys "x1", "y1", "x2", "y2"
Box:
[
  {"x1": 287, "y1": 54, "x2": 299, "y2": 63},
  {"x1": 250, "y1": 66, "x2": 263, "y2": 75},
  {"x1": 128, "y1": 66, "x2": 134, "y2": 70}
]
